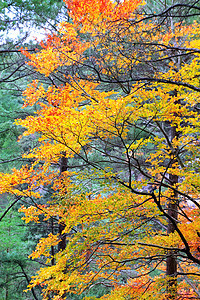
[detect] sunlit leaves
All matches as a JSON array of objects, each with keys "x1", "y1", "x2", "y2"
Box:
[{"x1": 0, "y1": 0, "x2": 200, "y2": 299}]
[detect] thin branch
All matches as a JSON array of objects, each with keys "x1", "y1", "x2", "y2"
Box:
[{"x1": 0, "y1": 196, "x2": 22, "y2": 222}]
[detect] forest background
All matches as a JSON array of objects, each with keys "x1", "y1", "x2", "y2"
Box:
[{"x1": 0, "y1": 0, "x2": 200, "y2": 299}]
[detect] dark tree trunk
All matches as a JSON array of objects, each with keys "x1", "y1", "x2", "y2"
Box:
[
  {"x1": 58, "y1": 153, "x2": 68, "y2": 252},
  {"x1": 58, "y1": 153, "x2": 68, "y2": 300},
  {"x1": 58, "y1": 222, "x2": 66, "y2": 251},
  {"x1": 166, "y1": 174, "x2": 178, "y2": 299},
  {"x1": 51, "y1": 218, "x2": 55, "y2": 265},
  {"x1": 166, "y1": 98, "x2": 179, "y2": 299}
]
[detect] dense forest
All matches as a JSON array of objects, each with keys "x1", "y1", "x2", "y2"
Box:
[{"x1": 0, "y1": 0, "x2": 200, "y2": 299}]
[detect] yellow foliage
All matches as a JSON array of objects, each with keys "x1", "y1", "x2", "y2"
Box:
[{"x1": 0, "y1": 1, "x2": 199, "y2": 299}]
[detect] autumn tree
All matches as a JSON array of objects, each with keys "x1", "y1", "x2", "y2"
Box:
[{"x1": 0, "y1": 0, "x2": 200, "y2": 299}]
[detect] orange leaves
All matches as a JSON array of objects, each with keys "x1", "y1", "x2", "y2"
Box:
[
  {"x1": 18, "y1": 80, "x2": 144, "y2": 164},
  {"x1": 65, "y1": 0, "x2": 114, "y2": 24},
  {"x1": 22, "y1": 80, "x2": 45, "y2": 107},
  {"x1": 178, "y1": 209, "x2": 200, "y2": 257},
  {"x1": 23, "y1": 184, "x2": 160, "y2": 296},
  {"x1": 58, "y1": 22, "x2": 78, "y2": 40},
  {"x1": 4, "y1": 1, "x2": 200, "y2": 299},
  {"x1": 22, "y1": 34, "x2": 89, "y2": 77},
  {"x1": 20, "y1": 0, "x2": 144, "y2": 78},
  {"x1": 30, "y1": 233, "x2": 60, "y2": 259},
  {"x1": 65, "y1": 0, "x2": 143, "y2": 28},
  {"x1": 0, "y1": 166, "x2": 39, "y2": 197},
  {"x1": 19, "y1": 205, "x2": 44, "y2": 223},
  {"x1": 0, "y1": 163, "x2": 58, "y2": 199},
  {"x1": 98, "y1": 276, "x2": 166, "y2": 300}
]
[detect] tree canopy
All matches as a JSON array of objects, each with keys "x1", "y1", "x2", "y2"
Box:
[{"x1": 0, "y1": 0, "x2": 200, "y2": 299}]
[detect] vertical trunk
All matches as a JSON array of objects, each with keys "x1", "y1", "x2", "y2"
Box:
[
  {"x1": 58, "y1": 153, "x2": 68, "y2": 299},
  {"x1": 58, "y1": 152, "x2": 68, "y2": 252},
  {"x1": 166, "y1": 104, "x2": 179, "y2": 299},
  {"x1": 166, "y1": 174, "x2": 178, "y2": 299},
  {"x1": 58, "y1": 222, "x2": 66, "y2": 251},
  {"x1": 51, "y1": 218, "x2": 55, "y2": 265}
]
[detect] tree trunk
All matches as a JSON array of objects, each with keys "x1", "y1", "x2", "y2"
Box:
[
  {"x1": 166, "y1": 101, "x2": 179, "y2": 299},
  {"x1": 51, "y1": 218, "x2": 55, "y2": 265},
  {"x1": 166, "y1": 174, "x2": 178, "y2": 299},
  {"x1": 58, "y1": 153, "x2": 68, "y2": 252},
  {"x1": 58, "y1": 153, "x2": 68, "y2": 299}
]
